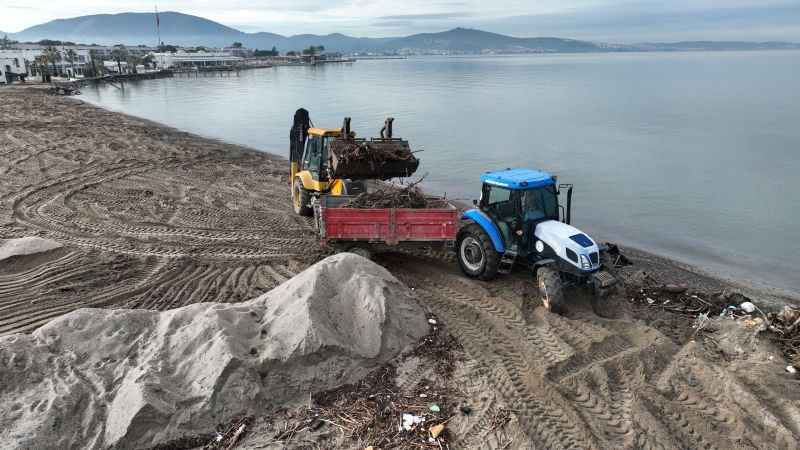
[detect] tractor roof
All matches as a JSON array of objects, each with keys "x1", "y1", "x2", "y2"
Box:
[{"x1": 481, "y1": 168, "x2": 555, "y2": 190}]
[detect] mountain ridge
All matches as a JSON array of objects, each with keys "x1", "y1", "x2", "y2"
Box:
[{"x1": 7, "y1": 11, "x2": 800, "y2": 53}]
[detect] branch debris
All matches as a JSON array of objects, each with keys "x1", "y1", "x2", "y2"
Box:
[
  {"x1": 329, "y1": 138, "x2": 419, "y2": 180},
  {"x1": 272, "y1": 315, "x2": 463, "y2": 448},
  {"x1": 626, "y1": 273, "x2": 800, "y2": 366},
  {"x1": 344, "y1": 177, "x2": 449, "y2": 209}
]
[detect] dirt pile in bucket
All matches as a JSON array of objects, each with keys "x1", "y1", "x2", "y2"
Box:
[{"x1": 0, "y1": 253, "x2": 428, "y2": 450}]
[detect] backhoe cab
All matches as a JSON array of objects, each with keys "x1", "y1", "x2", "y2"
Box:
[
  {"x1": 457, "y1": 168, "x2": 615, "y2": 313},
  {"x1": 289, "y1": 109, "x2": 365, "y2": 216}
]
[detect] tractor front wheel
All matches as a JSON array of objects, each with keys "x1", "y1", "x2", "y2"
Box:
[
  {"x1": 537, "y1": 266, "x2": 565, "y2": 314},
  {"x1": 292, "y1": 178, "x2": 313, "y2": 216},
  {"x1": 457, "y1": 223, "x2": 500, "y2": 280}
]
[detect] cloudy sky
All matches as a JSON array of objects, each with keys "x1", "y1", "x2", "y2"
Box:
[{"x1": 2, "y1": 0, "x2": 800, "y2": 42}]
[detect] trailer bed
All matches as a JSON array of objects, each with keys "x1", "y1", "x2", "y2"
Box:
[{"x1": 314, "y1": 195, "x2": 458, "y2": 246}]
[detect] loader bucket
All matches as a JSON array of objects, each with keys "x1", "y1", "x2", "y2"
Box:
[{"x1": 329, "y1": 138, "x2": 419, "y2": 180}]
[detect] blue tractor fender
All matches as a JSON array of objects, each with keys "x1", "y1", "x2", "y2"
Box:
[{"x1": 462, "y1": 209, "x2": 505, "y2": 253}]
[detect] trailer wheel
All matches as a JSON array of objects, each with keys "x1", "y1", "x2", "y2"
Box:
[
  {"x1": 537, "y1": 266, "x2": 565, "y2": 314},
  {"x1": 292, "y1": 178, "x2": 313, "y2": 216},
  {"x1": 457, "y1": 223, "x2": 500, "y2": 280}
]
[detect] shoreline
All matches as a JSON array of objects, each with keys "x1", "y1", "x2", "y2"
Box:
[
  {"x1": 2, "y1": 86, "x2": 799, "y2": 449},
  {"x1": 69, "y1": 86, "x2": 799, "y2": 307},
  {"x1": 74, "y1": 75, "x2": 800, "y2": 301}
]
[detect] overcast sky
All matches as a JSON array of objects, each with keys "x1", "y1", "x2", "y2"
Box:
[{"x1": 2, "y1": 0, "x2": 800, "y2": 42}]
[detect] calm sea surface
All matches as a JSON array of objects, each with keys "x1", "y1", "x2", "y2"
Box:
[{"x1": 80, "y1": 51, "x2": 800, "y2": 293}]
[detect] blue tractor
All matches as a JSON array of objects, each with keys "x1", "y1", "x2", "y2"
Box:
[{"x1": 457, "y1": 168, "x2": 616, "y2": 313}]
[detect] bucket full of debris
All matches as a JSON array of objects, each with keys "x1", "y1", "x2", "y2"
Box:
[{"x1": 329, "y1": 138, "x2": 419, "y2": 180}]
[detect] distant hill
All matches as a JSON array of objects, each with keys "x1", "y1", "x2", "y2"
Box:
[
  {"x1": 10, "y1": 12, "x2": 241, "y2": 47},
  {"x1": 381, "y1": 28, "x2": 615, "y2": 52},
  {"x1": 8, "y1": 14, "x2": 613, "y2": 52},
  {"x1": 7, "y1": 12, "x2": 800, "y2": 53}
]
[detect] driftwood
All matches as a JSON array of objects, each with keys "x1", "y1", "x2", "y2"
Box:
[
  {"x1": 769, "y1": 306, "x2": 800, "y2": 365},
  {"x1": 344, "y1": 177, "x2": 449, "y2": 209},
  {"x1": 328, "y1": 138, "x2": 419, "y2": 180},
  {"x1": 273, "y1": 315, "x2": 460, "y2": 448}
]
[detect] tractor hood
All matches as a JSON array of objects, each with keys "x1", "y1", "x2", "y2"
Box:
[{"x1": 534, "y1": 220, "x2": 600, "y2": 272}]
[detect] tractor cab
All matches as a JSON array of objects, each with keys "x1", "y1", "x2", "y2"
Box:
[
  {"x1": 458, "y1": 168, "x2": 613, "y2": 313},
  {"x1": 477, "y1": 169, "x2": 568, "y2": 257}
]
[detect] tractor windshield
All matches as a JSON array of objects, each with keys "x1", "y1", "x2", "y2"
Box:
[{"x1": 522, "y1": 185, "x2": 559, "y2": 222}]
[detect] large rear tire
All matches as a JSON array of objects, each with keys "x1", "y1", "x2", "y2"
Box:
[
  {"x1": 456, "y1": 223, "x2": 500, "y2": 281},
  {"x1": 292, "y1": 178, "x2": 313, "y2": 216},
  {"x1": 537, "y1": 266, "x2": 565, "y2": 314}
]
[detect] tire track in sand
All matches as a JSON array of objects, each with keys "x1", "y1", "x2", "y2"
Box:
[{"x1": 384, "y1": 254, "x2": 800, "y2": 449}]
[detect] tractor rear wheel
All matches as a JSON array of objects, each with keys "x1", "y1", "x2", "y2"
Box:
[
  {"x1": 292, "y1": 178, "x2": 313, "y2": 216},
  {"x1": 457, "y1": 223, "x2": 500, "y2": 281},
  {"x1": 537, "y1": 266, "x2": 565, "y2": 314}
]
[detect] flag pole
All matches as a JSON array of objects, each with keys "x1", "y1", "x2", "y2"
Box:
[{"x1": 155, "y1": 5, "x2": 161, "y2": 48}]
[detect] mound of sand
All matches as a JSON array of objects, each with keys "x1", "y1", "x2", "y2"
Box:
[
  {"x1": 0, "y1": 237, "x2": 62, "y2": 262},
  {"x1": 0, "y1": 253, "x2": 427, "y2": 450}
]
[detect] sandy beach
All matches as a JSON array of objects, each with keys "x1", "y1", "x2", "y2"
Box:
[{"x1": 1, "y1": 86, "x2": 799, "y2": 449}]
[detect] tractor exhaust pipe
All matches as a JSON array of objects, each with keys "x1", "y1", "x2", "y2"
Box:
[
  {"x1": 558, "y1": 184, "x2": 574, "y2": 224},
  {"x1": 566, "y1": 186, "x2": 573, "y2": 225},
  {"x1": 380, "y1": 117, "x2": 394, "y2": 139}
]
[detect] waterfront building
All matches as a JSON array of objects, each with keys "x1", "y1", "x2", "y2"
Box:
[
  {"x1": 0, "y1": 47, "x2": 94, "y2": 82},
  {"x1": 151, "y1": 51, "x2": 243, "y2": 69},
  {"x1": 0, "y1": 56, "x2": 27, "y2": 84},
  {"x1": 103, "y1": 60, "x2": 129, "y2": 73},
  {"x1": 223, "y1": 46, "x2": 254, "y2": 58}
]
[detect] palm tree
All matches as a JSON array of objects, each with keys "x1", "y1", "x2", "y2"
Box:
[
  {"x1": 126, "y1": 55, "x2": 142, "y2": 74},
  {"x1": 65, "y1": 49, "x2": 77, "y2": 78},
  {"x1": 43, "y1": 46, "x2": 59, "y2": 77},
  {"x1": 88, "y1": 49, "x2": 100, "y2": 76},
  {"x1": 110, "y1": 48, "x2": 129, "y2": 74},
  {"x1": 34, "y1": 54, "x2": 50, "y2": 82}
]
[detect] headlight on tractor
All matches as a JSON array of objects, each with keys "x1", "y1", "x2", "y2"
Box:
[{"x1": 579, "y1": 254, "x2": 591, "y2": 270}]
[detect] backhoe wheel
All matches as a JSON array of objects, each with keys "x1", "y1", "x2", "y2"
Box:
[
  {"x1": 457, "y1": 223, "x2": 500, "y2": 281},
  {"x1": 537, "y1": 266, "x2": 565, "y2": 314},
  {"x1": 292, "y1": 178, "x2": 313, "y2": 216}
]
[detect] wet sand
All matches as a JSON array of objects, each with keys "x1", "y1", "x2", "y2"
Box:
[{"x1": 1, "y1": 86, "x2": 799, "y2": 449}]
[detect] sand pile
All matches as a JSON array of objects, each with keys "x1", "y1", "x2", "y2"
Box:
[
  {"x1": 0, "y1": 237, "x2": 62, "y2": 262},
  {"x1": 0, "y1": 253, "x2": 427, "y2": 450}
]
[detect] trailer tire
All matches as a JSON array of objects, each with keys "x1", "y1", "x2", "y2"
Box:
[
  {"x1": 537, "y1": 266, "x2": 565, "y2": 314},
  {"x1": 293, "y1": 178, "x2": 313, "y2": 216},
  {"x1": 457, "y1": 223, "x2": 500, "y2": 281}
]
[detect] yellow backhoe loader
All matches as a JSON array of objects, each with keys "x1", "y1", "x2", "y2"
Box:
[{"x1": 289, "y1": 108, "x2": 419, "y2": 216}]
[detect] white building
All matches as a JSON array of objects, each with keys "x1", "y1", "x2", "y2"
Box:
[
  {"x1": 222, "y1": 46, "x2": 254, "y2": 58},
  {"x1": 0, "y1": 47, "x2": 94, "y2": 82},
  {"x1": 152, "y1": 51, "x2": 243, "y2": 69},
  {"x1": 103, "y1": 60, "x2": 128, "y2": 73},
  {"x1": 0, "y1": 56, "x2": 27, "y2": 84}
]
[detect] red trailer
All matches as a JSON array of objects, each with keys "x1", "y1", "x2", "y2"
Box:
[{"x1": 313, "y1": 195, "x2": 458, "y2": 256}]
